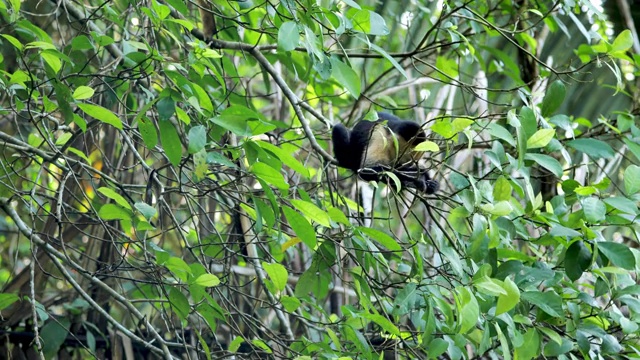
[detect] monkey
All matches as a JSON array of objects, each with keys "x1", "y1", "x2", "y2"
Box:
[{"x1": 331, "y1": 112, "x2": 439, "y2": 194}]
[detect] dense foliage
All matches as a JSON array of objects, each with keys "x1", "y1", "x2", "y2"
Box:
[{"x1": 1, "y1": 0, "x2": 639, "y2": 358}]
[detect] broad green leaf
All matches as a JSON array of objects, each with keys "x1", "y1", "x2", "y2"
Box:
[
  {"x1": 290, "y1": 199, "x2": 331, "y2": 227},
  {"x1": 581, "y1": 197, "x2": 606, "y2": 223},
  {"x1": 525, "y1": 153, "x2": 563, "y2": 177},
  {"x1": 350, "y1": 9, "x2": 389, "y2": 35},
  {"x1": 488, "y1": 123, "x2": 515, "y2": 146},
  {"x1": 280, "y1": 296, "x2": 301, "y2": 312},
  {"x1": 526, "y1": 129, "x2": 555, "y2": 149},
  {"x1": 41, "y1": 318, "x2": 70, "y2": 358},
  {"x1": 97, "y1": 187, "x2": 131, "y2": 210},
  {"x1": 210, "y1": 105, "x2": 261, "y2": 137},
  {"x1": 41, "y1": 50, "x2": 62, "y2": 73},
  {"x1": 168, "y1": 287, "x2": 189, "y2": 320},
  {"x1": 413, "y1": 141, "x2": 439, "y2": 152},
  {"x1": 252, "y1": 163, "x2": 289, "y2": 190},
  {"x1": 0, "y1": 293, "x2": 19, "y2": 311},
  {"x1": 262, "y1": 262, "x2": 288, "y2": 292},
  {"x1": 567, "y1": 138, "x2": 614, "y2": 159},
  {"x1": 474, "y1": 277, "x2": 507, "y2": 296},
  {"x1": 370, "y1": 43, "x2": 407, "y2": 79},
  {"x1": 98, "y1": 204, "x2": 133, "y2": 221},
  {"x1": 496, "y1": 277, "x2": 520, "y2": 315},
  {"x1": 611, "y1": 30, "x2": 633, "y2": 52},
  {"x1": 493, "y1": 176, "x2": 512, "y2": 201},
  {"x1": 603, "y1": 196, "x2": 638, "y2": 214},
  {"x1": 330, "y1": 57, "x2": 360, "y2": 98},
  {"x1": 77, "y1": 103, "x2": 123, "y2": 130},
  {"x1": 522, "y1": 290, "x2": 563, "y2": 317},
  {"x1": 549, "y1": 225, "x2": 581, "y2": 238},
  {"x1": 624, "y1": 165, "x2": 640, "y2": 195},
  {"x1": 480, "y1": 201, "x2": 512, "y2": 216},
  {"x1": 193, "y1": 274, "x2": 220, "y2": 287},
  {"x1": 541, "y1": 81, "x2": 566, "y2": 117},
  {"x1": 283, "y1": 206, "x2": 316, "y2": 249},
  {"x1": 72, "y1": 86, "x2": 94, "y2": 100},
  {"x1": 256, "y1": 141, "x2": 310, "y2": 178},
  {"x1": 278, "y1": 21, "x2": 299, "y2": 51},
  {"x1": 565, "y1": 240, "x2": 592, "y2": 281},
  {"x1": 137, "y1": 116, "x2": 158, "y2": 150},
  {"x1": 364, "y1": 313, "x2": 400, "y2": 335},
  {"x1": 188, "y1": 125, "x2": 207, "y2": 154},
  {"x1": 456, "y1": 287, "x2": 479, "y2": 334},
  {"x1": 357, "y1": 227, "x2": 402, "y2": 252},
  {"x1": 158, "y1": 119, "x2": 183, "y2": 167},
  {"x1": 165, "y1": 257, "x2": 192, "y2": 282},
  {"x1": 598, "y1": 242, "x2": 635, "y2": 270},
  {"x1": 514, "y1": 328, "x2": 540, "y2": 360},
  {"x1": 1, "y1": 34, "x2": 23, "y2": 51},
  {"x1": 134, "y1": 202, "x2": 157, "y2": 220}
]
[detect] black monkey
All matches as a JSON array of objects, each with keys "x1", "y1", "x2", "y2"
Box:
[{"x1": 332, "y1": 112, "x2": 438, "y2": 194}]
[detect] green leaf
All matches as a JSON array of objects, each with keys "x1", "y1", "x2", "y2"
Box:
[
  {"x1": 565, "y1": 240, "x2": 592, "y2": 281},
  {"x1": 98, "y1": 204, "x2": 133, "y2": 221},
  {"x1": 598, "y1": 242, "x2": 636, "y2": 270},
  {"x1": 357, "y1": 227, "x2": 402, "y2": 252},
  {"x1": 262, "y1": 262, "x2": 288, "y2": 292},
  {"x1": 525, "y1": 153, "x2": 563, "y2": 178},
  {"x1": 350, "y1": 9, "x2": 389, "y2": 35},
  {"x1": 364, "y1": 313, "x2": 400, "y2": 336},
  {"x1": 474, "y1": 277, "x2": 507, "y2": 296},
  {"x1": 290, "y1": 199, "x2": 331, "y2": 227},
  {"x1": 1, "y1": 34, "x2": 23, "y2": 51},
  {"x1": 192, "y1": 274, "x2": 220, "y2": 287},
  {"x1": 456, "y1": 287, "x2": 479, "y2": 334},
  {"x1": 526, "y1": 128, "x2": 555, "y2": 149},
  {"x1": 77, "y1": 103, "x2": 123, "y2": 130},
  {"x1": 251, "y1": 163, "x2": 289, "y2": 190},
  {"x1": 330, "y1": 57, "x2": 360, "y2": 98},
  {"x1": 188, "y1": 125, "x2": 207, "y2": 154},
  {"x1": 156, "y1": 95, "x2": 175, "y2": 120},
  {"x1": 41, "y1": 318, "x2": 70, "y2": 358},
  {"x1": 603, "y1": 196, "x2": 638, "y2": 215},
  {"x1": 514, "y1": 328, "x2": 540, "y2": 360},
  {"x1": 72, "y1": 86, "x2": 95, "y2": 100},
  {"x1": 210, "y1": 106, "x2": 257, "y2": 137},
  {"x1": 488, "y1": 123, "x2": 515, "y2": 146},
  {"x1": 611, "y1": 29, "x2": 633, "y2": 52},
  {"x1": 280, "y1": 296, "x2": 301, "y2": 312},
  {"x1": 41, "y1": 50, "x2": 62, "y2": 73},
  {"x1": 158, "y1": 120, "x2": 183, "y2": 167},
  {"x1": 97, "y1": 187, "x2": 131, "y2": 210},
  {"x1": 624, "y1": 165, "x2": 640, "y2": 195},
  {"x1": 168, "y1": 287, "x2": 189, "y2": 320},
  {"x1": 540, "y1": 81, "x2": 566, "y2": 117},
  {"x1": 522, "y1": 290, "x2": 563, "y2": 317},
  {"x1": 137, "y1": 115, "x2": 158, "y2": 150},
  {"x1": 413, "y1": 141, "x2": 439, "y2": 152},
  {"x1": 134, "y1": 202, "x2": 157, "y2": 220},
  {"x1": 496, "y1": 277, "x2": 520, "y2": 315},
  {"x1": 165, "y1": 257, "x2": 192, "y2": 282},
  {"x1": 283, "y1": 206, "x2": 316, "y2": 249},
  {"x1": 0, "y1": 293, "x2": 19, "y2": 311},
  {"x1": 493, "y1": 176, "x2": 512, "y2": 201},
  {"x1": 278, "y1": 21, "x2": 299, "y2": 51},
  {"x1": 369, "y1": 43, "x2": 407, "y2": 79},
  {"x1": 256, "y1": 141, "x2": 310, "y2": 178},
  {"x1": 567, "y1": 138, "x2": 614, "y2": 159},
  {"x1": 581, "y1": 197, "x2": 606, "y2": 223}
]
